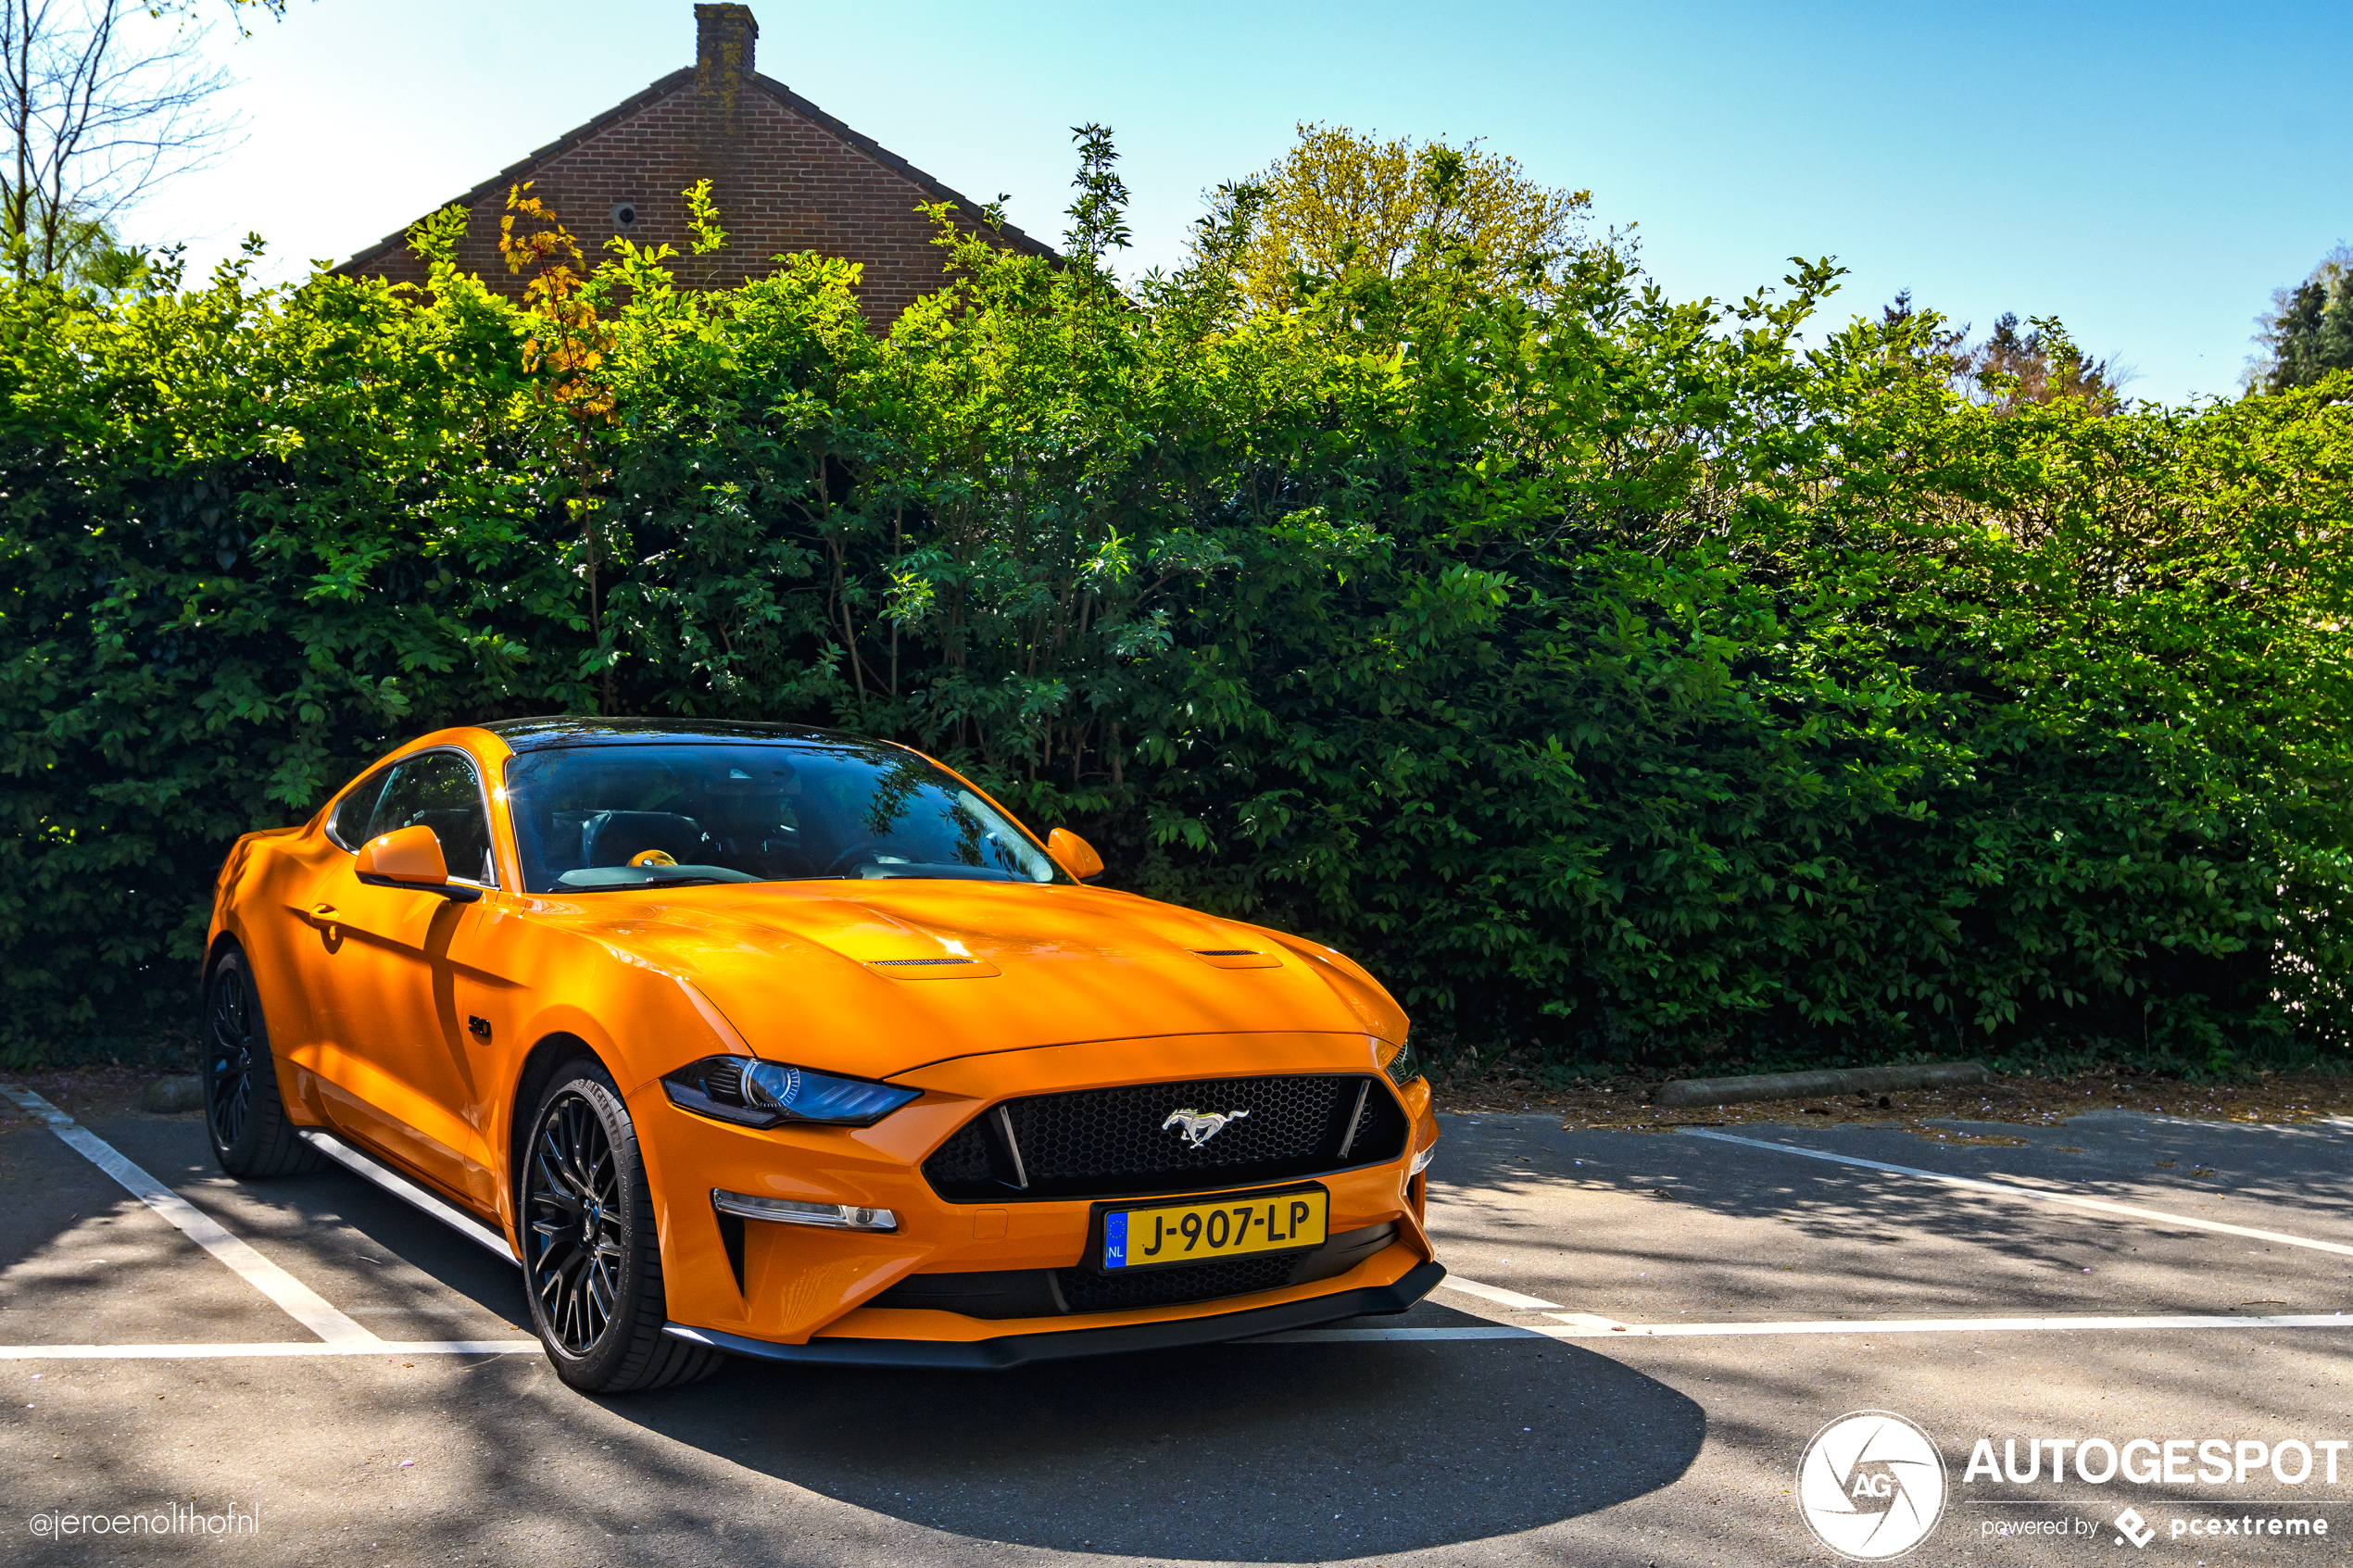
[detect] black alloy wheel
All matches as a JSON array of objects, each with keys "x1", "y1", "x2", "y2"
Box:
[
  {"x1": 518, "y1": 1061, "x2": 723, "y2": 1393},
  {"x1": 201, "y1": 948, "x2": 321, "y2": 1178},
  {"x1": 207, "y1": 962, "x2": 255, "y2": 1148},
  {"x1": 526, "y1": 1088, "x2": 626, "y2": 1354}
]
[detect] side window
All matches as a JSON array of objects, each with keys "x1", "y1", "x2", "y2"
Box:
[
  {"x1": 327, "y1": 768, "x2": 393, "y2": 852},
  {"x1": 365, "y1": 753, "x2": 498, "y2": 886}
]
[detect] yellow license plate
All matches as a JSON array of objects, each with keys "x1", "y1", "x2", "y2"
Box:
[{"x1": 1102, "y1": 1187, "x2": 1327, "y2": 1271}]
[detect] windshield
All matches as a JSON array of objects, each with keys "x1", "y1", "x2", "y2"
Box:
[{"x1": 503, "y1": 740, "x2": 1064, "y2": 894}]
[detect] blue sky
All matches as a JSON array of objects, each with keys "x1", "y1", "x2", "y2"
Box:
[{"x1": 143, "y1": 0, "x2": 2352, "y2": 405}]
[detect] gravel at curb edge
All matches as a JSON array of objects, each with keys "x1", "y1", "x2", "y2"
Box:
[{"x1": 1654, "y1": 1061, "x2": 1990, "y2": 1110}]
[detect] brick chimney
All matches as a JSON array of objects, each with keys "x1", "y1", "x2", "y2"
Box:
[{"x1": 695, "y1": 5, "x2": 758, "y2": 136}]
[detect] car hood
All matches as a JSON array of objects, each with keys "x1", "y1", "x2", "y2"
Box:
[{"x1": 522, "y1": 879, "x2": 1404, "y2": 1079}]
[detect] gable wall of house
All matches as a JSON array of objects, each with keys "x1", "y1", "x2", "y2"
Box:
[{"x1": 346, "y1": 7, "x2": 1038, "y2": 327}]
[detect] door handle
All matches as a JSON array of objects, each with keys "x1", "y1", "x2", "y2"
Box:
[{"x1": 310, "y1": 903, "x2": 340, "y2": 921}]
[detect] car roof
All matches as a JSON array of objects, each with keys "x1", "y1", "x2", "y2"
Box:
[{"x1": 482, "y1": 717, "x2": 861, "y2": 753}]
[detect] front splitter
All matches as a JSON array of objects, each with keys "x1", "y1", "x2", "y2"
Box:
[{"x1": 664, "y1": 1260, "x2": 1446, "y2": 1370}]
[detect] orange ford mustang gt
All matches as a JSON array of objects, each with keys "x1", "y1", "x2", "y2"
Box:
[{"x1": 203, "y1": 719, "x2": 1442, "y2": 1391}]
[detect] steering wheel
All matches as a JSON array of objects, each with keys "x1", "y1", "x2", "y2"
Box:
[{"x1": 820, "y1": 840, "x2": 892, "y2": 877}]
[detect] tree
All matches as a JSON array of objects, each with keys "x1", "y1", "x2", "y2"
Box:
[
  {"x1": 0, "y1": 0, "x2": 286, "y2": 282},
  {"x1": 1197, "y1": 122, "x2": 1594, "y2": 313},
  {"x1": 1957, "y1": 311, "x2": 2127, "y2": 414},
  {"x1": 2247, "y1": 245, "x2": 2353, "y2": 394},
  {"x1": 1881, "y1": 292, "x2": 2127, "y2": 414},
  {"x1": 1063, "y1": 121, "x2": 1131, "y2": 269},
  {"x1": 17, "y1": 197, "x2": 140, "y2": 284}
]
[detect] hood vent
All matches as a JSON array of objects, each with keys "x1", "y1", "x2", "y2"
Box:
[
  {"x1": 1190, "y1": 947, "x2": 1282, "y2": 971},
  {"x1": 867, "y1": 955, "x2": 1000, "y2": 979}
]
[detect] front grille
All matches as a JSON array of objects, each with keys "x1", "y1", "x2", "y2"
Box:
[
  {"x1": 1056, "y1": 1252, "x2": 1302, "y2": 1312},
  {"x1": 924, "y1": 1118, "x2": 998, "y2": 1188},
  {"x1": 922, "y1": 1073, "x2": 1408, "y2": 1202}
]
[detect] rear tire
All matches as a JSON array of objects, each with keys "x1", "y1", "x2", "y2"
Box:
[
  {"x1": 203, "y1": 948, "x2": 323, "y2": 1178},
  {"x1": 519, "y1": 1059, "x2": 724, "y2": 1394}
]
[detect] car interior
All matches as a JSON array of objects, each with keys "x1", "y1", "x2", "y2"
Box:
[{"x1": 503, "y1": 742, "x2": 1058, "y2": 893}]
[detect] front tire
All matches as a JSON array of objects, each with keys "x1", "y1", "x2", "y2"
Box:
[
  {"x1": 203, "y1": 949, "x2": 322, "y2": 1178},
  {"x1": 520, "y1": 1060, "x2": 722, "y2": 1394}
]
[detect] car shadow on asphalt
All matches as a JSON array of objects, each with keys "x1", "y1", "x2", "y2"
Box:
[{"x1": 610, "y1": 1326, "x2": 1705, "y2": 1560}]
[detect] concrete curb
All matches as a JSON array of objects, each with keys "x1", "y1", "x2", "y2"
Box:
[{"x1": 1653, "y1": 1061, "x2": 1990, "y2": 1110}]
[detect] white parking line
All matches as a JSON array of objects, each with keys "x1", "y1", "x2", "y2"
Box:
[
  {"x1": 1680, "y1": 1127, "x2": 2353, "y2": 1260},
  {"x1": 0, "y1": 1085, "x2": 379, "y2": 1346},
  {"x1": 1261, "y1": 1326, "x2": 1536, "y2": 1343},
  {"x1": 0, "y1": 1340, "x2": 538, "y2": 1361},
  {"x1": 1436, "y1": 1275, "x2": 1565, "y2": 1311},
  {"x1": 1545, "y1": 1311, "x2": 2353, "y2": 1338},
  {"x1": 1262, "y1": 1311, "x2": 2353, "y2": 1344}
]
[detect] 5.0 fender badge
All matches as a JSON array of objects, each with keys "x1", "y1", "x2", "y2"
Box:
[{"x1": 1163, "y1": 1109, "x2": 1250, "y2": 1148}]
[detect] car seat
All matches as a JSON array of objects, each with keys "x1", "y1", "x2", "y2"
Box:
[{"x1": 582, "y1": 810, "x2": 711, "y2": 869}]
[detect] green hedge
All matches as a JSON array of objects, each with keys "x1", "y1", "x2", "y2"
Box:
[{"x1": 4, "y1": 220, "x2": 2349, "y2": 1074}]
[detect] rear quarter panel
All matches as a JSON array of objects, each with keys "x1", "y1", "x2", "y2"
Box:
[{"x1": 209, "y1": 822, "x2": 335, "y2": 1123}]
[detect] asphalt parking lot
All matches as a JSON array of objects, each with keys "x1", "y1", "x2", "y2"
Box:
[{"x1": 3, "y1": 1085, "x2": 2349, "y2": 1566}]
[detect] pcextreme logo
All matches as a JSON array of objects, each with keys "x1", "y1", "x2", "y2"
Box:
[
  {"x1": 1798, "y1": 1411, "x2": 1949, "y2": 1561},
  {"x1": 2114, "y1": 1507, "x2": 2158, "y2": 1548}
]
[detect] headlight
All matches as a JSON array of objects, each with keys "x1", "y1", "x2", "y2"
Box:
[
  {"x1": 1380, "y1": 1034, "x2": 1423, "y2": 1087},
  {"x1": 662, "y1": 1055, "x2": 919, "y2": 1128}
]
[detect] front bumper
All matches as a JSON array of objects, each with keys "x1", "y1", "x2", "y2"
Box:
[
  {"x1": 663, "y1": 1260, "x2": 1446, "y2": 1369},
  {"x1": 625, "y1": 1031, "x2": 1441, "y2": 1348}
]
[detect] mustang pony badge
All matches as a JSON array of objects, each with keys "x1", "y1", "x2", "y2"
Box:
[{"x1": 1162, "y1": 1108, "x2": 1250, "y2": 1148}]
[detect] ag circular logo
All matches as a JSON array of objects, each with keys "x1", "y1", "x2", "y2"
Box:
[{"x1": 1796, "y1": 1410, "x2": 1947, "y2": 1560}]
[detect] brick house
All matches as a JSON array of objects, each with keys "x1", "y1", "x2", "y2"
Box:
[{"x1": 341, "y1": 4, "x2": 1052, "y2": 323}]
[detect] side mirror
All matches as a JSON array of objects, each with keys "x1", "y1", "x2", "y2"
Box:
[
  {"x1": 356, "y1": 825, "x2": 483, "y2": 903},
  {"x1": 1047, "y1": 828, "x2": 1105, "y2": 883}
]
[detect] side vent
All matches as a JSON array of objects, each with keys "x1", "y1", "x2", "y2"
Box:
[{"x1": 715, "y1": 1210, "x2": 748, "y2": 1296}]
